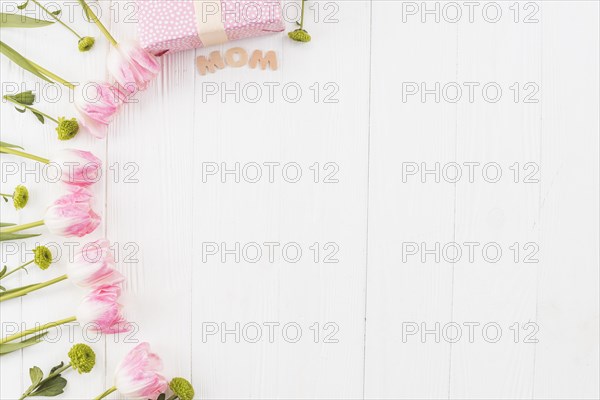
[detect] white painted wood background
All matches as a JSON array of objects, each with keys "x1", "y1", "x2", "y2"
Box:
[{"x1": 1, "y1": 1, "x2": 599, "y2": 399}]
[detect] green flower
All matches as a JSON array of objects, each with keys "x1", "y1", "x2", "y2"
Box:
[
  {"x1": 288, "y1": 29, "x2": 311, "y2": 42},
  {"x1": 78, "y1": 36, "x2": 96, "y2": 52},
  {"x1": 169, "y1": 377, "x2": 195, "y2": 400},
  {"x1": 12, "y1": 185, "x2": 29, "y2": 210},
  {"x1": 56, "y1": 117, "x2": 80, "y2": 141},
  {"x1": 68, "y1": 343, "x2": 96, "y2": 373},
  {"x1": 33, "y1": 246, "x2": 53, "y2": 270}
]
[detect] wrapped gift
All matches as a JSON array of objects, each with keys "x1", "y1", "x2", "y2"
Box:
[{"x1": 137, "y1": 0, "x2": 285, "y2": 56}]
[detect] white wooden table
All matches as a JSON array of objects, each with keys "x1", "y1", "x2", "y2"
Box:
[{"x1": 1, "y1": 1, "x2": 598, "y2": 399}]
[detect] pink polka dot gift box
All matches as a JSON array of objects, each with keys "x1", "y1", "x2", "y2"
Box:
[{"x1": 137, "y1": 0, "x2": 285, "y2": 56}]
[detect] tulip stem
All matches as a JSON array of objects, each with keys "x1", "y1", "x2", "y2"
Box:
[
  {"x1": 0, "y1": 259, "x2": 34, "y2": 280},
  {"x1": 0, "y1": 220, "x2": 45, "y2": 234},
  {"x1": 30, "y1": 0, "x2": 83, "y2": 39},
  {"x1": 93, "y1": 386, "x2": 117, "y2": 400},
  {"x1": 3, "y1": 95, "x2": 58, "y2": 123},
  {"x1": 0, "y1": 274, "x2": 68, "y2": 302},
  {"x1": 0, "y1": 146, "x2": 50, "y2": 164},
  {"x1": 27, "y1": 60, "x2": 75, "y2": 90},
  {"x1": 0, "y1": 316, "x2": 76, "y2": 344},
  {"x1": 77, "y1": 0, "x2": 118, "y2": 47},
  {"x1": 19, "y1": 363, "x2": 72, "y2": 400}
]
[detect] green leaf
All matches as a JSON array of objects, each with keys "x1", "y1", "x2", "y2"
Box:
[
  {"x1": 0, "y1": 40, "x2": 53, "y2": 83},
  {"x1": 0, "y1": 13, "x2": 54, "y2": 28},
  {"x1": 0, "y1": 141, "x2": 23, "y2": 150},
  {"x1": 0, "y1": 332, "x2": 47, "y2": 355},
  {"x1": 17, "y1": 0, "x2": 29, "y2": 10},
  {"x1": 49, "y1": 361, "x2": 64, "y2": 375},
  {"x1": 7, "y1": 90, "x2": 35, "y2": 105},
  {"x1": 0, "y1": 265, "x2": 7, "y2": 278},
  {"x1": 0, "y1": 222, "x2": 16, "y2": 227},
  {"x1": 29, "y1": 366, "x2": 44, "y2": 386},
  {"x1": 30, "y1": 376, "x2": 67, "y2": 397},
  {"x1": 157, "y1": 394, "x2": 166, "y2": 400},
  {"x1": 0, "y1": 286, "x2": 5, "y2": 292},
  {"x1": 51, "y1": 9, "x2": 61, "y2": 16},
  {"x1": 32, "y1": 110, "x2": 44, "y2": 124},
  {"x1": 0, "y1": 232, "x2": 41, "y2": 242},
  {"x1": 2, "y1": 196, "x2": 8, "y2": 202},
  {"x1": 14, "y1": 107, "x2": 26, "y2": 113}
]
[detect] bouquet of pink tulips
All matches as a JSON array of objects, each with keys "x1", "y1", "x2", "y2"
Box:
[{"x1": 0, "y1": 1, "x2": 197, "y2": 399}]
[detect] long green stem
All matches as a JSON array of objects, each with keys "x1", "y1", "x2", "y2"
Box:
[
  {"x1": 299, "y1": 0, "x2": 305, "y2": 29},
  {"x1": 27, "y1": 61, "x2": 75, "y2": 90},
  {"x1": 3, "y1": 95, "x2": 58, "y2": 123},
  {"x1": 0, "y1": 193, "x2": 13, "y2": 197},
  {"x1": 1, "y1": 259, "x2": 34, "y2": 280},
  {"x1": 0, "y1": 147, "x2": 49, "y2": 163},
  {"x1": 93, "y1": 386, "x2": 117, "y2": 400},
  {"x1": 19, "y1": 363, "x2": 72, "y2": 400},
  {"x1": 30, "y1": 0, "x2": 82, "y2": 39},
  {"x1": 0, "y1": 220, "x2": 45, "y2": 234},
  {"x1": 77, "y1": 0, "x2": 117, "y2": 46},
  {"x1": 0, "y1": 316, "x2": 76, "y2": 344},
  {"x1": 0, "y1": 274, "x2": 68, "y2": 302}
]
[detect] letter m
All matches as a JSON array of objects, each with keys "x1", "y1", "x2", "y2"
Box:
[
  {"x1": 196, "y1": 51, "x2": 225, "y2": 75},
  {"x1": 248, "y1": 50, "x2": 278, "y2": 71}
]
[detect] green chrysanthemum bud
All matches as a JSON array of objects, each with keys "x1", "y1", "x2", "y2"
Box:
[
  {"x1": 68, "y1": 343, "x2": 96, "y2": 373},
  {"x1": 78, "y1": 36, "x2": 95, "y2": 52},
  {"x1": 169, "y1": 377, "x2": 195, "y2": 400},
  {"x1": 33, "y1": 246, "x2": 53, "y2": 270},
  {"x1": 56, "y1": 117, "x2": 80, "y2": 141},
  {"x1": 12, "y1": 185, "x2": 29, "y2": 210},
  {"x1": 288, "y1": 29, "x2": 311, "y2": 42}
]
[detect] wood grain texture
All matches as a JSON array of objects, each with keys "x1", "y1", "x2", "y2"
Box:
[{"x1": 1, "y1": 1, "x2": 598, "y2": 399}]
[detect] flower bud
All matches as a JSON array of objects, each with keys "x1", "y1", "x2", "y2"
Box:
[
  {"x1": 169, "y1": 377, "x2": 195, "y2": 400},
  {"x1": 288, "y1": 29, "x2": 311, "y2": 42},
  {"x1": 68, "y1": 343, "x2": 96, "y2": 373},
  {"x1": 12, "y1": 185, "x2": 29, "y2": 210},
  {"x1": 56, "y1": 117, "x2": 80, "y2": 141},
  {"x1": 78, "y1": 36, "x2": 96, "y2": 52},
  {"x1": 33, "y1": 246, "x2": 53, "y2": 270}
]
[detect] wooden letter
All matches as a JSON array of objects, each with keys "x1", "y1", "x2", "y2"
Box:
[
  {"x1": 224, "y1": 47, "x2": 248, "y2": 68},
  {"x1": 196, "y1": 51, "x2": 226, "y2": 75},
  {"x1": 248, "y1": 50, "x2": 278, "y2": 71}
]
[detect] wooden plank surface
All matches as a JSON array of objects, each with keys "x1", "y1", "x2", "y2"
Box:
[{"x1": 0, "y1": 1, "x2": 598, "y2": 399}]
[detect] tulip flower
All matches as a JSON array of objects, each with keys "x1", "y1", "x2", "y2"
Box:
[
  {"x1": 19, "y1": 343, "x2": 96, "y2": 399},
  {"x1": 77, "y1": 0, "x2": 160, "y2": 94},
  {"x1": 75, "y1": 82, "x2": 124, "y2": 139},
  {"x1": 0, "y1": 188, "x2": 101, "y2": 239},
  {"x1": 52, "y1": 148, "x2": 102, "y2": 187},
  {"x1": 0, "y1": 284, "x2": 129, "y2": 354},
  {"x1": 0, "y1": 240, "x2": 122, "y2": 302},
  {"x1": 94, "y1": 343, "x2": 168, "y2": 400},
  {"x1": 0, "y1": 145, "x2": 102, "y2": 187},
  {"x1": 1, "y1": 184, "x2": 29, "y2": 210}
]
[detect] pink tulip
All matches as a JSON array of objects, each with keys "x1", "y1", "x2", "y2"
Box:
[
  {"x1": 75, "y1": 82, "x2": 123, "y2": 139},
  {"x1": 113, "y1": 343, "x2": 168, "y2": 399},
  {"x1": 76, "y1": 284, "x2": 129, "y2": 334},
  {"x1": 52, "y1": 149, "x2": 102, "y2": 187},
  {"x1": 44, "y1": 188, "x2": 101, "y2": 237},
  {"x1": 67, "y1": 239, "x2": 124, "y2": 287},
  {"x1": 107, "y1": 40, "x2": 161, "y2": 94}
]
